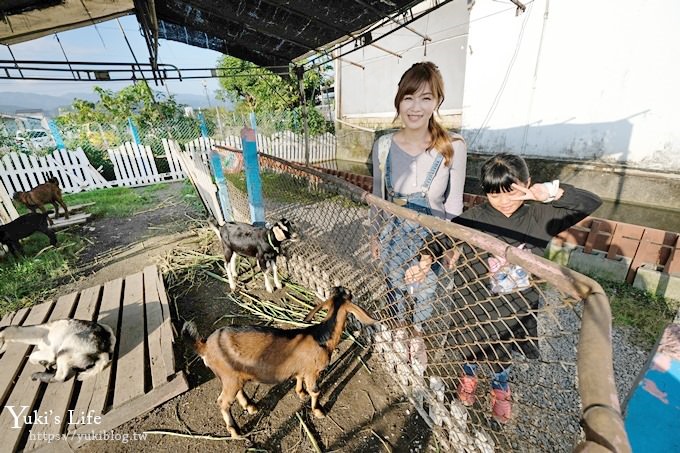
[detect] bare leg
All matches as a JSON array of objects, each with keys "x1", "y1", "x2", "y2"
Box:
[
  {"x1": 304, "y1": 374, "x2": 325, "y2": 418},
  {"x1": 217, "y1": 383, "x2": 244, "y2": 439},
  {"x1": 295, "y1": 375, "x2": 308, "y2": 399},
  {"x1": 263, "y1": 268, "x2": 273, "y2": 293},
  {"x1": 236, "y1": 389, "x2": 258, "y2": 414},
  {"x1": 272, "y1": 261, "x2": 282, "y2": 289},
  {"x1": 224, "y1": 251, "x2": 236, "y2": 291},
  {"x1": 32, "y1": 354, "x2": 75, "y2": 382}
]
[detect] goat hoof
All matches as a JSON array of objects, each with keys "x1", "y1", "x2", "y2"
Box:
[
  {"x1": 228, "y1": 428, "x2": 245, "y2": 440},
  {"x1": 312, "y1": 408, "x2": 326, "y2": 418},
  {"x1": 296, "y1": 390, "x2": 308, "y2": 400},
  {"x1": 246, "y1": 404, "x2": 258, "y2": 414}
]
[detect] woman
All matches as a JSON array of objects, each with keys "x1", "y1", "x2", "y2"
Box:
[{"x1": 371, "y1": 61, "x2": 467, "y2": 332}]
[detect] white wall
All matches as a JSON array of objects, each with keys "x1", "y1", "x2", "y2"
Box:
[
  {"x1": 336, "y1": 0, "x2": 470, "y2": 121},
  {"x1": 462, "y1": 0, "x2": 680, "y2": 171}
]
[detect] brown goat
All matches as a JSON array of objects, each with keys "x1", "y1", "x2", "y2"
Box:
[
  {"x1": 13, "y1": 177, "x2": 69, "y2": 224},
  {"x1": 183, "y1": 287, "x2": 377, "y2": 438}
]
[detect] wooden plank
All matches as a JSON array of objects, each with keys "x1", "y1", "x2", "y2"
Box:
[
  {"x1": 143, "y1": 266, "x2": 166, "y2": 388},
  {"x1": 145, "y1": 144, "x2": 161, "y2": 183},
  {"x1": 0, "y1": 177, "x2": 19, "y2": 223},
  {"x1": 155, "y1": 269, "x2": 176, "y2": 379},
  {"x1": 113, "y1": 272, "x2": 145, "y2": 407},
  {"x1": 0, "y1": 305, "x2": 50, "y2": 407},
  {"x1": 68, "y1": 279, "x2": 122, "y2": 431},
  {"x1": 48, "y1": 203, "x2": 96, "y2": 217},
  {"x1": 2, "y1": 154, "x2": 23, "y2": 194},
  {"x1": 118, "y1": 143, "x2": 136, "y2": 186},
  {"x1": 0, "y1": 294, "x2": 77, "y2": 452},
  {"x1": 25, "y1": 291, "x2": 91, "y2": 451},
  {"x1": 18, "y1": 152, "x2": 39, "y2": 189},
  {"x1": 69, "y1": 373, "x2": 188, "y2": 449},
  {"x1": 9, "y1": 152, "x2": 31, "y2": 192},
  {"x1": 51, "y1": 213, "x2": 92, "y2": 230},
  {"x1": 33, "y1": 440, "x2": 74, "y2": 453},
  {"x1": 28, "y1": 154, "x2": 47, "y2": 184},
  {"x1": 107, "y1": 148, "x2": 124, "y2": 187}
]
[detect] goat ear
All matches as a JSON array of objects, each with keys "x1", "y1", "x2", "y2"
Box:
[
  {"x1": 346, "y1": 303, "x2": 378, "y2": 325},
  {"x1": 304, "y1": 298, "x2": 332, "y2": 323}
]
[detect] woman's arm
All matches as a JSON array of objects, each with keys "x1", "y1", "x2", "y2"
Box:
[{"x1": 443, "y1": 137, "x2": 468, "y2": 219}]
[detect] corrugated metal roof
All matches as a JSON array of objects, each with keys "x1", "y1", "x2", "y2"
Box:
[{"x1": 0, "y1": 0, "x2": 424, "y2": 68}]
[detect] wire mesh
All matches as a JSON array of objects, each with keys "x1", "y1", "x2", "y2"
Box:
[{"x1": 213, "y1": 149, "x2": 629, "y2": 452}]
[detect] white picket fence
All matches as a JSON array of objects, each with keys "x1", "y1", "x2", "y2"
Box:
[
  {"x1": 184, "y1": 132, "x2": 336, "y2": 164},
  {"x1": 0, "y1": 148, "x2": 111, "y2": 196},
  {"x1": 0, "y1": 132, "x2": 336, "y2": 224}
]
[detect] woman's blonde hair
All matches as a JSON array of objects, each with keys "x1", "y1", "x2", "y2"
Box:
[{"x1": 394, "y1": 62, "x2": 461, "y2": 166}]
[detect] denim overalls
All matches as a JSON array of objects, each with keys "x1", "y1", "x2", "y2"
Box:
[{"x1": 379, "y1": 148, "x2": 443, "y2": 331}]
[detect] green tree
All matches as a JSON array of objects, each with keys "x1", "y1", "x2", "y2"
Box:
[
  {"x1": 215, "y1": 56, "x2": 333, "y2": 134},
  {"x1": 54, "y1": 81, "x2": 200, "y2": 180}
]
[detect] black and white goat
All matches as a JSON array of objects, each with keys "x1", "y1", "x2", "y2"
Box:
[
  {"x1": 182, "y1": 286, "x2": 377, "y2": 438},
  {"x1": 0, "y1": 319, "x2": 116, "y2": 383},
  {"x1": 212, "y1": 218, "x2": 299, "y2": 293}
]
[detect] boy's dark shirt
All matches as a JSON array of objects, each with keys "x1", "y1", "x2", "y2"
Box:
[{"x1": 424, "y1": 184, "x2": 602, "y2": 258}]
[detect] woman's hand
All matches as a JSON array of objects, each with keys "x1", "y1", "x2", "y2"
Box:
[
  {"x1": 405, "y1": 255, "x2": 434, "y2": 285},
  {"x1": 370, "y1": 237, "x2": 380, "y2": 259}
]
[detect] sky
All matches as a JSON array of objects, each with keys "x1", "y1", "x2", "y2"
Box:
[{"x1": 0, "y1": 15, "x2": 224, "y2": 99}]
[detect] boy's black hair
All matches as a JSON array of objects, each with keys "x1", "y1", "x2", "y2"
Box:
[{"x1": 480, "y1": 153, "x2": 531, "y2": 194}]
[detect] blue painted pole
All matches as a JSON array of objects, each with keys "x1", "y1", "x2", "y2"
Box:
[
  {"x1": 128, "y1": 117, "x2": 141, "y2": 144},
  {"x1": 47, "y1": 120, "x2": 65, "y2": 150},
  {"x1": 209, "y1": 150, "x2": 234, "y2": 222},
  {"x1": 241, "y1": 116, "x2": 265, "y2": 226},
  {"x1": 198, "y1": 112, "x2": 209, "y2": 138}
]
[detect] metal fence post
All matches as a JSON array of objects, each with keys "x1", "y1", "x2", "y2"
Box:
[
  {"x1": 48, "y1": 120, "x2": 66, "y2": 150},
  {"x1": 209, "y1": 150, "x2": 234, "y2": 222},
  {"x1": 241, "y1": 113, "x2": 265, "y2": 225},
  {"x1": 128, "y1": 117, "x2": 141, "y2": 144},
  {"x1": 197, "y1": 112, "x2": 209, "y2": 138}
]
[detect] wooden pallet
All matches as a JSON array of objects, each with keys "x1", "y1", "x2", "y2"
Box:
[{"x1": 0, "y1": 265, "x2": 188, "y2": 452}]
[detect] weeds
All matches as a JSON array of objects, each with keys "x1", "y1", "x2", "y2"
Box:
[
  {"x1": 596, "y1": 277, "x2": 679, "y2": 349},
  {"x1": 0, "y1": 232, "x2": 83, "y2": 316}
]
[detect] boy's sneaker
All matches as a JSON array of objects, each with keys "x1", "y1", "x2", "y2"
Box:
[
  {"x1": 490, "y1": 387, "x2": 512, "y2": 424},
  {"x1": 457, "y1": 374, "x2": 478, "y2": 406}
]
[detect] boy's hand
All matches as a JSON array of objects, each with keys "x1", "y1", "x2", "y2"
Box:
[
  {"x1": 405, "y1": 255, "x2": 433, "y2": 284},
  {"x1": 511, "y1": 182, "x2": 564, "y2": 202}
]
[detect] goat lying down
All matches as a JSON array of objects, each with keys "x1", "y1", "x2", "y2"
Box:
[
  {"x1": 212, "y1": 218, "x2": 299, "y2": 293},
  {"x1": 0, "y1": 319, "x2": 115, "y2": 383},
  {"x1": 183, "y1": 287, "x2": 377, "y2": 438}
]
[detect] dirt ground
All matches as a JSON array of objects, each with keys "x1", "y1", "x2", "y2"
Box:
[{"x1": 58, "y1": 181, "x2": 433, "y2": 453}]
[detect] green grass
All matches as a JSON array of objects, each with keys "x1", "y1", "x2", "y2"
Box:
[
  {"x1": 0, "y1": 232, "x2": 84, "y2": 317},
  {"x1": 2, "y1": 181, "x2": 202, "y2": 317},
  {"x1": 225, "y1": 172, "x2": 331, "y2": 204},
  {"x1": 597, "y1": 277, "x2": 679, "y2": 349},
  {"x1": 180, "y1": 180, "x2": 205, "y2": 212},
  {"x1": 63, "y1": 184, "x2": 168, "y2": 217}
]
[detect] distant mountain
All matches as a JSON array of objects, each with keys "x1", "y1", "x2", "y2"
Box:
[{"x1": 0, "y1": 91, "x2": 231, "y2": 117}]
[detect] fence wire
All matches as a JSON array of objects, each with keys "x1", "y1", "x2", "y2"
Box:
[{"x1": 214, "y1": 149, "x2": 629, "y2": 453}]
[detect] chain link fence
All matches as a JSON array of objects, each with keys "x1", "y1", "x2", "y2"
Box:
[
  {"x1": 214, "y1": 147, "x2": 629, "y2": 452},
  {"x1": 43, "y1": 110, "x2": 335, "y2": 181}
]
